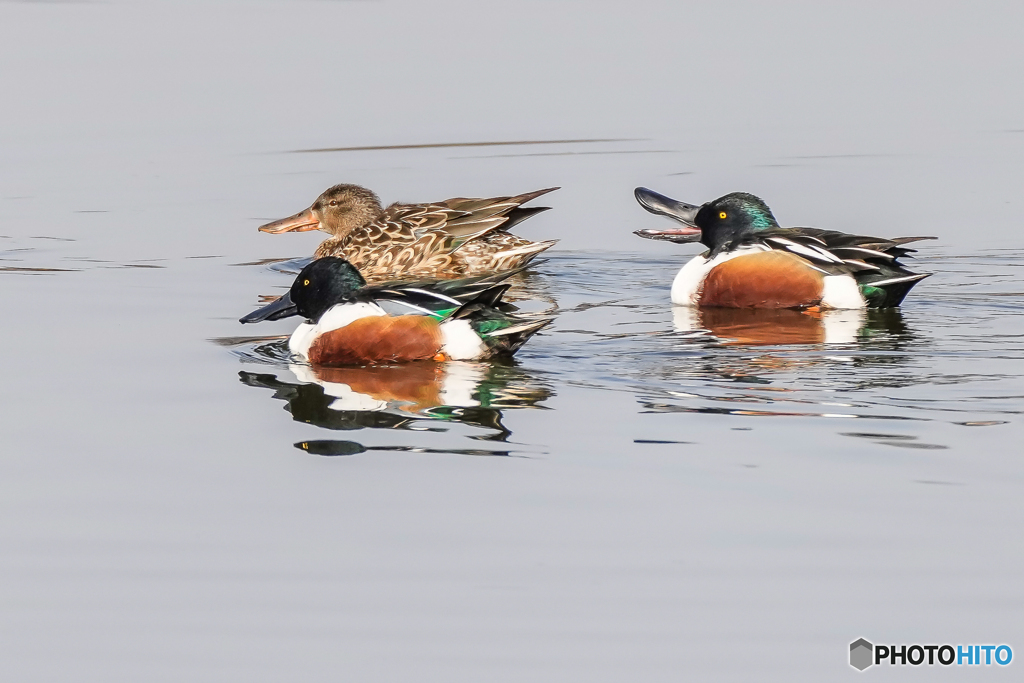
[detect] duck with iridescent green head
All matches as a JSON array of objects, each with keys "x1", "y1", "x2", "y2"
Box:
[{"x1": 634, "y1": 188, "x2": 934, "y2": 309}]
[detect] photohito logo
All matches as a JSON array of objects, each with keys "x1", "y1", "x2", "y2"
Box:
[{"x1": 849, "y1": 638, "x2": 1012, "y2": 670}]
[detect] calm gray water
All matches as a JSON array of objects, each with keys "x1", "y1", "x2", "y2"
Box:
[{"x1": 2, "y1": 1, "x2": 1023, "y2": 680}]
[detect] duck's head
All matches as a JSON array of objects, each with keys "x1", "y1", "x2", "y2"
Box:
[
  {"x1": 239, "y1": 256, "x2": 367, "y2": 324},
  {"x1": 634, "y1": 188, "x2": 780, "y2": 251},
  {"x1": 258, "y1": 184, "x2": 384, "y2": 240}
]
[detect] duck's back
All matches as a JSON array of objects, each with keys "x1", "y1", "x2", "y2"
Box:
[{"x1": 317, "y1": 188, "x2": 559, "y2": 281}]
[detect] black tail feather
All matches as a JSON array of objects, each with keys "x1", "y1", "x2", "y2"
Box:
[
  {"x1": 860, "y1": 273, "x2": 931, "y2": 307},
  {"x1": 476, "y1": 317, "x2": 554, "y2": 356}
]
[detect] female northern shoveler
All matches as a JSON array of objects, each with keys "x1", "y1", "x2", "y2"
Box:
[
  {"x1": 257, "y1": 184, "x2": 558, "y2": 282},
  {"x1": 239, "y1": 257, "x2": 552, "y2": 365},
  {"x1": 634, "y1": 188, "x2": 934, "y2": 309}
]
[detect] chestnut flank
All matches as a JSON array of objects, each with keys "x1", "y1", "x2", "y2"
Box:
[
  {"x1": 308, "y1": 316, "x2": 444, "y2": 365},
  {"x1": 700, "y1": 251, "x2": 825, "y2": 308}
]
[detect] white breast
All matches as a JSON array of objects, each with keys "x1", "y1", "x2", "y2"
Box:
[
  {"x1": 670, "y1": 245, "x2": 770, "y2": 306},
  {"x1": 288, "y1": 302, "x2": 387, "y2": 360}
]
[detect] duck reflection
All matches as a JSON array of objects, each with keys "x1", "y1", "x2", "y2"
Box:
[
  {"x1": 295, "y1": 440, "x2": 514, "y2": 457},
  {"x1": 639, "y1": 306, "x2": 923, "y2": 417},
  {"x1": 671, "y1": 306, "x2": 917, "y2": 347},
  {"x1": 239, "y1": 360, "x2": 552, "y2": 442}
]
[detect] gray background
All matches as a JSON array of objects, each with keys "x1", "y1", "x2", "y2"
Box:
[{"x1": 1, "y1": 1, "x2": 1022, "y2": 680}]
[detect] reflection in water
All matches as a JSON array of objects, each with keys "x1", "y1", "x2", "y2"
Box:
[
  {"x1": 673, "y1": 306, "x2": 880, "y2": 346},
  {"x1": 607, "y1": 294, "x2": 947, "y2": 427},
  {"x1": 239, "y1": 358, "x2": 552, "y2": 443},
  {"x1": 649, "y1": 305, "x2": 923, "y2": 387},
  {"x1": 841, "y1": 432, "x2": 949, "y2": 450},
  {"x1": 289, "y1": 138, "x2": 634, "y2": 154},
  {"x1": 856, "y1": 308, "x2": 919, "y2": 349},
  {"x1": 295, "y1": 440, "x2": 513, "y2": 457},
  {"x1": 638, "y1": 399, "x2": 923, "y2": 422}
]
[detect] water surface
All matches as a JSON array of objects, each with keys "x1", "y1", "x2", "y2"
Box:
[{"x1": 2, "y1": 1, "x2": 1023, "y2": 680}]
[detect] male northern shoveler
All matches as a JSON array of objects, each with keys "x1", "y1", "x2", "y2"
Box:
[
  {"x1": 257, "y1": 184, "x2": 558, "y2": 282},
  {"x1": 239, "y1": 257, "x2": 552, "y2": 365},
  {"x1": 634, "y1": 188, "x2": 934, "y2": 309}
]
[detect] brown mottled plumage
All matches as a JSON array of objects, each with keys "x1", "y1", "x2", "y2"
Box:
[{"x1": 259, "y1": 184, "x2": 558, "y2": 282}]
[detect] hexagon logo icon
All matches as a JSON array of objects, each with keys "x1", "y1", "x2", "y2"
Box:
[{"x1": 850, "y1": 638, "x2": 873, "y2": 671}]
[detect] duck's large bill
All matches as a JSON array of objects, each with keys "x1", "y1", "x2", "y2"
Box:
[
  {"x1": 258, "y1": 207, "x2": 320, "y2": 233},
  {"x1": 633, "y1": 187, "x2": 703, "y2": 243},
  {"x1": 240, "y1": 292, "x2": 299, "y2": 323},
  {"x1": 633, "y1": 226, "x2": 702, "y2": 243}
]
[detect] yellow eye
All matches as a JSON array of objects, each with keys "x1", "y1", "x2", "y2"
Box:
[
  {"x1": 303, "y1": 279, "x2": 310, "y2": 286},
  {"x1": 719, "y1": 211, "x2": 727, "y2": 219}
]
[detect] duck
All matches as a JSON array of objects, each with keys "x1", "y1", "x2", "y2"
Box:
[
  {"x1": 257, "y1": 184, "x2": 558, "y2": 282},
  {"x1": 634, "y1": 187, "x2": 934, "y2": 309},
  {"x1": 239, "y1": 256, "x2": 552, "y2": 365}
]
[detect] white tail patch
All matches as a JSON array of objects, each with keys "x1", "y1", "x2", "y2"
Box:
[
  {"x1": 440, "y1": 319, "x2": 487, "y2": 360},
  {"x1": 821, "y1": 275, "x2": 866, "y2": 310}
]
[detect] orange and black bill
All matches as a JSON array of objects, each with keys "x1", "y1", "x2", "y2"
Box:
[
  {"x1": 633, "y1": 187, "x2": 703, "y2": 243},
  {"x1": 258, "y1": 207, "x2": 320, "y2": 233},
  {"x1": 240, "y1": 292, "x2": 298, "y2": 324}
]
